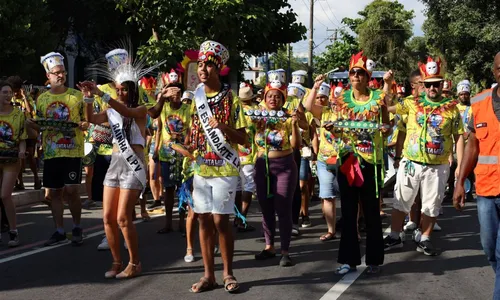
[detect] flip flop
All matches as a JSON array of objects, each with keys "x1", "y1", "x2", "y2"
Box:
[
  {"x1": 320, "y1": 232, "x2": 336, "y2": 241},
  {"x1": 223, "y1": 275, "x2": 240, "y2": 293},
  {"x1": 189, "y1": 277, "x2": 217, "y2": 293},
  {"x1": 335, "y1": 264, "x2": 356, "y2": 275}
]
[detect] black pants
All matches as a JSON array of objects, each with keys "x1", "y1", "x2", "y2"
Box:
[
  {"x1": 337, "y1": 157, "x2": 384, "y2": 266},
  {"x1": 92, "y1": 154, "x2": 111, "y2": 202},
  {"x1": 292, "y1": 149, "x2": 302, "y2": 225}
]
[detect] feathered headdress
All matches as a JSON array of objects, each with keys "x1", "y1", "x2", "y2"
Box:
[
  {"x1": 349, "y1": 51, "x2": 375, "y2": 76},
  {"x1": 418, "y1": 57, "x2": 444, "y2": 82},
  {"x1": 86, "y1": 38, "x2": 165, "y2": 86}
]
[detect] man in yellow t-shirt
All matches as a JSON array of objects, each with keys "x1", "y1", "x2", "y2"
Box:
[
  {"x1": 188, "y1": 41, "x2": 247, "y2": 293},
  {"x1": 27, "y1": 52, "x2": 88, "y2": 247},
  {"x1": 385, "y1": 57, "x2": 465, "y2": 256}
]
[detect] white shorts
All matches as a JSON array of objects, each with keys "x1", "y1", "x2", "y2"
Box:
[
  {"x1": 236, "y1": 164, "x2": 256, "y2": 193},
  {"x1": 393, "y1": 158, "x2": 449, "y2": 218},
  {"x1": 192, "y1": 175, "x2": 238, "y2": 215}
]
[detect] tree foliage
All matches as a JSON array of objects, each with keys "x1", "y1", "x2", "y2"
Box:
[
  {"x1": 115, "y1": 0, "x2": 307, "y2": 70},
  {"x1": 270, "y1": 46, "x2": 308, "y2": 73},
  {"x1": 314, "y1": 29, "x2": 359, "y2": 75},
  {"x1": 421, "y1": 0, "x2": 500, "y2": 88},
  {"x1": 343, "y1": 0, "x2": 415, "y2": 81}
]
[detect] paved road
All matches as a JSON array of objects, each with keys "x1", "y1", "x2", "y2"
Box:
[{"x1": 0, "y1": 197, "x2": 494, "y2": 300}]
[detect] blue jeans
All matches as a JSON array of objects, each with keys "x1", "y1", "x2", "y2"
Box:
[{"x1": 477, "y1": 196, "x2": 500, "y2": 300}]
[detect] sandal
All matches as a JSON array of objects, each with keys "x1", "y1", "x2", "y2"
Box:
[
  {"x1": 116, "y1": 262, "x2": 142, "y2": 279},
  {"x1": 184, "y1": 248, "x2": 194, "y2": 263},
  {"x1": 320, "y1": 232, "x2": 336, "y2": 241},
  {"x1": 104, "y1": 261, "x2": 123, "y2": 279},
  {"x1": 255, "y1": 249, "x2": 276, "y2": 260},
  {"x1": 157, "y1": 227, "x2": 172, "y2": 234},
  {"x1": 223, "y1": 275, "x2": 240, "y2": 293},
  {"x1": 335, "y1": 264, "x2": 356, "y2": 275},
  {"x1": 366, "y1": 265, "x2": 381, "y2": 275},
  {"x1": 189, "y1": 277, "x2": 218, "y2": 293}
]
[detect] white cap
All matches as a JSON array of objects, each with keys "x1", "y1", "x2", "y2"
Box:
[
  {"x1": 40, "y1": 52, "x2": 65, "y2": 73},
  {"x1": 291, "y1": 70, "x2": 307, "y2": 84},
  {"x1": 457, "y1": 80, "x2": 471, "y2": 94},
  {"x1": 182, "y1": 91, "x2": 194, "y2": 101},
  {"x1": 268, "y1": 69, "x2": 286, "y2": 84},
  {"x1": 318, "y1": 82, "x2": 331, "y2": 97},
  {"x1": 287, "y1": 83, "x2": 306, "y2": 100}
]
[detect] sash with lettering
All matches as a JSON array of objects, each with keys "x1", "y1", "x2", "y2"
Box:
[
  {"x1": 106, "y1": 108, "x2": 147, "y2": 189},
  {"x1": 194, "y1": 84, "x2": 240, "y2": 170}
]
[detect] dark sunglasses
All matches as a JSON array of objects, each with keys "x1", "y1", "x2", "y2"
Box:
[
  {"x1": 349, "y1": 69, "x2": 367, "y2": 77},
  {"x1": 424, "y1": 82, "x2": 441, "y2": 89}
]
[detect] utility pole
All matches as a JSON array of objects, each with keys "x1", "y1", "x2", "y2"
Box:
[
  {"x1": 327, "y1": 28, "x2": 338, "y2": 42},
  {"x1": 287, "y1": 43, "x2": 291, "y2": 83},
  {"x1": 307, "y1": 0, "x2": 314, "y2": 87}
]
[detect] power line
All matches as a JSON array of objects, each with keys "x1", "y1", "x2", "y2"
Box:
[
  {"x1": 300, "y1": 0, "x2": 329, "y2": 29},
  {"x1": 317, "y1": 0, "x2": 341, "y2": 27},
  {"x1": 324, "y1": 0, "x2": 343, "y2": 26}
]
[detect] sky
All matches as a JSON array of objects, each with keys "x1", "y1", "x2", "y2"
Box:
[{"x1": 289, "y1": 0, "x2": 427, "y2": 57}]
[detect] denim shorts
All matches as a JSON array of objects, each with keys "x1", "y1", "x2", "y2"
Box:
[
  {"x1": 160, "y1": 161, "x2": 182, "y2": 189},
  {"x1": 299, "y1": 157, "x2": 311, "y2": 181},
  {"x1": 316, "y1": 160, "x2": 340, "y2": 199}
]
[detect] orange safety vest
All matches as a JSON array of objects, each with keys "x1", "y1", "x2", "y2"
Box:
[{"x1": 471, "y1": 88, "x2": 500, "y2": 197}]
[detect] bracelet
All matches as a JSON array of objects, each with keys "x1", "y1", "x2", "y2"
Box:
[
  {"x1": 84, "y1": 97, "x2": 94, "y2": 104},
  {"x1": 101, "y1": 93, "x2": 111, "y2": 103}
]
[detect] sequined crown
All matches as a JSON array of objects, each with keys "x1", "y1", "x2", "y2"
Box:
[{"x1": 198, "y1": 40, "x2": 229, "y2": 69}]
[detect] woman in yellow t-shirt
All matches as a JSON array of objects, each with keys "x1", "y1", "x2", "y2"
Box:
[
  {"x1": 252, "y1": 82, "x2": 300, "y2": 267},
  {"x1": 0, "y1": 81, "x2": 27, "y2": 247}
]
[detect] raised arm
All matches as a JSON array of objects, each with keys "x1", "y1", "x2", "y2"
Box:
[{"x1": 304, "y1": 75, "x2": 325, "y2": 119}]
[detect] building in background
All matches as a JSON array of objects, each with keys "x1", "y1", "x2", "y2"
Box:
[{"x1": 243, "y1": 55, "x2": 266, "y2": 84}]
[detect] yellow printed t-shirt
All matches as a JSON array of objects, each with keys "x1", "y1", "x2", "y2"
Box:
[
  {"x1": 193, "y1": 88, "x2": 248, "y2": 177},
  {"x1": 335, "y1": 88, "x2": 386, "y2": 164},
  {"x1": 457, "y1": 103, "x2": 472, "y2": 134},
  {"x1": 238, "y1": 102, "x2": 258, "y2": 165},
  {"x1": 36, "y1": 88, "x2": 85, "y2": 159},
  {"x1": 395, "y1": 95, "x2": 463, "y2": 165},
  {"x1": 254, "y1": 117, "x2": 294, "y2": 153},
  {"x1": 158, "y1": 103, "x2": 192, "y2": 162},
  {"x1": 92, "y1": 83, "x2": 114, "y2": 155},
  {"x1": 317, "y1": 107, "x2": 339, "y2": 163},
  {"x1": 11, "y1": 96, "x2": 35, "y2": 118},
  {"x1": 0, "y1": 107, "x2": 28, "y2": 150}
]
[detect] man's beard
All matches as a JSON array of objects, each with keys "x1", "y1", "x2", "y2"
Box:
[{"x1": 427, "y1": 91, "x2": 441, "y2": 101}]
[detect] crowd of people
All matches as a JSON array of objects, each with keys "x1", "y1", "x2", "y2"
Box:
[{"x1": 1, "y1": 38, "x2": 500, "y2": 297}]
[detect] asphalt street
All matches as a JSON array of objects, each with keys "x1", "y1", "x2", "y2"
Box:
[{"x1": 0, "y1": 196, "x2": 494, "y2": 300}]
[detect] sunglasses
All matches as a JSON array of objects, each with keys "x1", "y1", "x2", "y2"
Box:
[
  {"x1": 349, "y1": 69, "x2": 367, "y2": 77},
  {"x1": 424, "y1": 82, "x2": 441, "y2": 89},
  {"x1": 49, "y1": 71, "x2": 67, "y2": 76}
]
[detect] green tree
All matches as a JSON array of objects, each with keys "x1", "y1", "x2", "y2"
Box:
[
  {"x1": 115, "y1": 0, "x2": 307, "y2": 71},
  {"x1": 343, "y1": 0, "x2": 415, "y2": 80},
  {"x1": 421, "y1": 0, "x2": 500, "y2": 88},
  {"x1": 270, "y1": 46, "x2": 308, "y2": 73},
  {"x1": 314, "y1": 29, "x2": 359, "y2": 75}
]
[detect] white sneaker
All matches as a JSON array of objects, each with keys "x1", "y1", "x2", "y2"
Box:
[
  {"x1": 413, "y1": 228, "x2": 422, "y2": 243},
  {"x1": 97, "y1": 237, "x2": 110, "y2": 250},
  {"x1": 184, "y1": 254, "x2": 194, "y2": 263},
  {"x1": 433, "y1": 223, "x2": 442, "y2": 232},
  {"x1": 404, "y1": 221, "x2": 417, "y2": 232}
]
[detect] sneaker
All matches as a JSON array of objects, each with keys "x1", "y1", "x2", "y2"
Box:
[
  {"x1": 291, "y1": 225, "x2": 300, "y2": 236},
  {"x1": 403, "y1": 221, "x2": 417, "y2": 232},
  {"x1": 301, "y1": 216, "x2": 312, "y2": 228},
  {"x1": 82, "y1": 199, "x2": 96, "y2": 209},
  {"x1": 8, "y1": 231, "x2": 20, "y2": 247},
  {"x1": 97, "y1": 237, "x2": 110, "y2": 250},
  {"x1": 71, "y1": 227, "x2": 83, "y2": 245},
  {"x1": 383, "y1": 235, "x2": 403, "y2": 251},
  {"x1": 413, "y1": 228, "x2": 422, "y2": 243},
  {"x1": 433, "y1": 223, "x2": 442, "y2": 232},
  {"x1": 399, "y1": 231, "x2": 406, "y2": 243},
  {"x1": 44, "y1": 231, "x2": 67, "y2": 246},
  {"x1": 416, "y1": 240, "x2": 438, "y2": 256},
  {"x1": 147, "y1": 200, "x2": 163, "y2": 211}
]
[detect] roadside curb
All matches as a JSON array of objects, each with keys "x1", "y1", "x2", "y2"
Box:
[{"x1": 13, "y1": 183, "x2": 86, "y2": 208}]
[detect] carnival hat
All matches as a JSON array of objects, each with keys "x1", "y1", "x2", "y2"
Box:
[
  {"x1": 331, "y1": 81, "x2": 344, "y2": 98},
  {"x1": 419, "y1": 57, "x2": 444, "y2": 82},
  {"x1": 139, "y1": 76, "x2": 157, "y2": 91},
  {"x1": 349, "y1": 51, "x2": 375, "y2": 77},
  {"x1": 396, "y1": 84, "x2": 406, "y2": 94},
  {"x1": 368, "y1": 78, "x2": 381, "y2": 89},
  {"x1": 268, "y1": 69, "x2": 287, "y2": 85},
  {"x1": 287, "y1": 83, "x2": 306, "y2": 100},
  {"x1": 317, "y1": 82, "x2": 331, "y2": 98},
  {"x1": 105, "y1": 49, "x2": 129, "y2": 71},
  {"x1": 198, "y1": 40, "x2": 229, "y2": 69},
  {"x1": 264, "y1": 80, "x2": 287, "y2": 103},
  {"x1": 161, "y1": 69, "x2": 180, "y2": 86},
  {"x1": 443, "y1": 80, "x2": 453, "y2": 92},
  {"x1": 239, "y1": 83, "x2": 256, "y2": 101},
  {"x1": 457, "y1": 80, "x2": 471, "y2": 94},
  {"x1": 41, "y1": 52, "x2": 65, "y2": 73},
  {"x1": 291, "y1": 70, "x2": 307, "y2": 84}
]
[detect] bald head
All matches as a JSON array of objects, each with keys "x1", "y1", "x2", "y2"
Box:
[{"x1": 494, "y1": 52, "x2": 500, "y2": 85}]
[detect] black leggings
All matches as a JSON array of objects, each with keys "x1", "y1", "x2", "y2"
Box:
[
  {"x1": 337, "y1": 158, "x2": 384, "y2": 266},
  {"x1": 92, "y1": 154, "x2": 111, "y2": 202},
  {"x1": 292, "y1": 149, "x2": 302, "y2": 225}
]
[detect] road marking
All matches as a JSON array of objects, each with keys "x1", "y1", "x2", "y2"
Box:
[
  {"x1": 319, "y1": 226, "x2": 391, "y2": 300},
  {"x1": 0, "y1": 214, "x2": 161, "y2": 265},
  {"x1": 16, "y1": 222, "x2": 35, "y2": 228}
]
